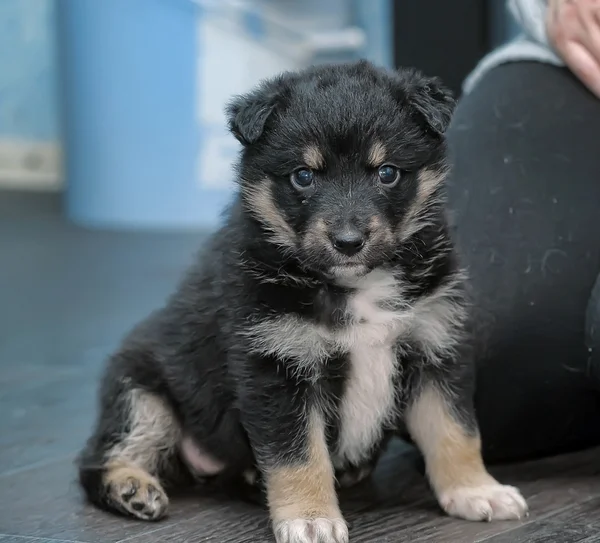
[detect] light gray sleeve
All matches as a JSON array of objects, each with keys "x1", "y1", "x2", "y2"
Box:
[
  {"x1": 462, "y1": 0, "x2": 562, "y2": 94},
  {"x1": 508, "y1": 0, "x2": 552, "y2": 47}
]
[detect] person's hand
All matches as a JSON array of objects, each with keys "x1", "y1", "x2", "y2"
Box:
[{"x1": 547, "y1": 0, "x2": 600, "y2": 97}]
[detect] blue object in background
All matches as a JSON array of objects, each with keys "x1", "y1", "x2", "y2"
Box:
[
  {"x1": 57, "y1": 0, "x2": 232, "y2": 230},
  {"x1": 353, "y1": 0, "x2": 393, "y2": 69},
  {"x1": 56, "y1": 0, "x2": 392, "y2": 231},
  {"x1": 0, "y1": 0, "x2": 58, "y2": 141}
]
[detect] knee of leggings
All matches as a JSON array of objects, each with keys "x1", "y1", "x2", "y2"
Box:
[{"x1": 585, "y1": 273, "x2": 600, "y2": 388}]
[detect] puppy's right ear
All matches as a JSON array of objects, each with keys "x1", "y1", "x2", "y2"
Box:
[
  {"x1": 394, "y1": 68, "x2": 455, "y2": 137},
  {"x1": 226, "y1": 76, "x2": 288, "y2": 146}
]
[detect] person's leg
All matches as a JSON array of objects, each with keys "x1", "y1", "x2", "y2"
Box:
[{"x1": 446, "y1": 61, "x2": 600, "y2": 463}]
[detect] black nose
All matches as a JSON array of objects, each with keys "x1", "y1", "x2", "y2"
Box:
[{"x1": 332, "y1": 228, "x2": 366, "y2": 256}]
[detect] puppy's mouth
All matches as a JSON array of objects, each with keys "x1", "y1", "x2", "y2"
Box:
[{"x1": 326, "y1": 263, "x2": 370, "y2": 280}]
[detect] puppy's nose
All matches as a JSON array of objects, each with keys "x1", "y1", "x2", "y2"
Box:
[{"x1": 332, "y1": 228, "x2": 366, "y2": 256}]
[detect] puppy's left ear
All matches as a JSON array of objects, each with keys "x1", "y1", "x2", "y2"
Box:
[
  {"x1": 396, "y1": 69, "x2": 456, "y2": 137},
  {"x1": 225, "y1": 75, "x2": 288, "y2": 146}
]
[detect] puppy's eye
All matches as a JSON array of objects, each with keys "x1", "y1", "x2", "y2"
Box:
[
  {"x1": 377, "y1": 165, "x2": 401, "y2": 187},
  {"x1": 290, "y1": 168, "x2": 315, "y2": 190}
]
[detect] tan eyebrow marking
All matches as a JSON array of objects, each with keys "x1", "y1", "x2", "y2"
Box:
[
  {"x1": 367, "y1": 141, "x2": 387, "y2": 167},
  {"x1": 303, "y1": 145, "x2": 325, "y2": 170}
]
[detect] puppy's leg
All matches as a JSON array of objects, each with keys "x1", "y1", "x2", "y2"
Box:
[
  {"x1": 245, "y1": 401, "x2": 347, "y2": 543},
  {"x1": 79, "y1": 385, "x2": 180, "y2": 521},
  {"x1": 405, "y1": 382, "x2": 528, "y2": 521}
]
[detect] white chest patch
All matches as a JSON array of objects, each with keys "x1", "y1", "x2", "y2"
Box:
[{"x1": 332, "y1": 270, "x2": 404, "y2": 468}]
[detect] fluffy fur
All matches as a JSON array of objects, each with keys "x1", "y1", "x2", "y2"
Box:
[{"x1": 78, "y1": 60, "x2": 527, "y2": 543}]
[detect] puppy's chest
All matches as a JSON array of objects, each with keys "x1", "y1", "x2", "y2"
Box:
[{"x1": 246, "y1": 269, "x2": 465, "y2": 467}]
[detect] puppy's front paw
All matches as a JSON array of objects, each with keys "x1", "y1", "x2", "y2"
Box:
[
  {"x1": 273, "y1": 518, "x2": 348, "y2": 543},
  {"x1": 440, "y1": 483, "x2": 528, "y2": 521}
]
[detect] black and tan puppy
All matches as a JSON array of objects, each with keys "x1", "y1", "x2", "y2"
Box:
[{"x1": 78, "y1": 60, "x2": 527, "y2": 542}]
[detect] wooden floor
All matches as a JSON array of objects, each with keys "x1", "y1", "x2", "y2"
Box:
[{"x1": 1, "y1": 191, "x2": 599, "y2": 543}]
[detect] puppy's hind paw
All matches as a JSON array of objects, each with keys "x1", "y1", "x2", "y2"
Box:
[
  {"x1": 440, "y1": 483, "x2": 528, "y2": 522},
  {"x1": 336, "y1": 464, "x2": 373, "y2": 489},
  {"x1": 105, "y1": 465, "x2": 169, "y2": 521}
]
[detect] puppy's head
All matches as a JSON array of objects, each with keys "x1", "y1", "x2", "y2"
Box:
[{"x1": 227, "y1": 60, "x2": 454, "y2": 281}]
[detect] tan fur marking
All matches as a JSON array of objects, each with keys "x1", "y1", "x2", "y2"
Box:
[
  {"x1": 367, "y1": 141, "x2": 386, "y2": 166},
  {"x1": 398, "y1": 167, "x2": 447, "y2": 241},
  {"x1": 314, "y1": 217, "x2": 328, "y2": 233},
  {"x1": 368, "y1": 215, "x2": 394, "y2": 246},
  {"x1": 266, "y1": 410, "x2": 341, "y2": 523},
  {"x1": 104, "y1": 462, "x2": 165, "y2": 490},
  {"x1": 416, "y1": 168, "x2": 446, "y2": 205},
  {"x1": 369, "y1": 215, "x2": 382, "y2": 230},
  {"x1": 406, "y1": 385, "x2": 491, "y2": 494},
  {"x1": 303, "y1": 145, "x2": 325, "y2": 170},
  {"x1": 244, "y1": 179, "x2": 297, "y2": 250},
  {"x1": 105, "y1": 389, "x2": 181, "y2": 475},
  {"x1": 301, "y1": 217, "x2": 331, "y2": 259}
]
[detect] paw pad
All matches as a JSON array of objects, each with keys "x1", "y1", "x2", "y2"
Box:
[{"x1": 106, "y1": 469, "x2": 169, "y2": 521}]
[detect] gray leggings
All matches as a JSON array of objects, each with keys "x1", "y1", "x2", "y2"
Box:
[{"x1": 446, "y1": 61, "x2": 600, "y2": 462}]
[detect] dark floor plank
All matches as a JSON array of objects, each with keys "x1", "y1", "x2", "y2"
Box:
[
  {"x1": 113, "y1": 501, "x2": 272, "y2": 543},
  {"x1": 481, "y1": 497, "x2": 600, "y2": 542},
  {"x1": 481, "y1": 525, "x2": 598, "y2": 543},
  {"x1": 0, "y1": 536, "x2": 85, "y2": 543},
  {"x1": 546, "y1": 497, "x2": 600, "y2": 529},
  {"x1": 0, "y1": 372, "x2": 97, "y2": 475}
]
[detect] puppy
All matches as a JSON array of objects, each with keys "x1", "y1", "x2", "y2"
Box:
[{"x1": 78, "y1": 60, "x2": 528, "y2": 542}]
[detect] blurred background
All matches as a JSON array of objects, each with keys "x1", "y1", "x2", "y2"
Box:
[
  {"x1": 0, "y1": 0, "x2": 518, "y2": 230},
  {"x1": 0, "y1": 1, "x2": 520, "y2": 541}
]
